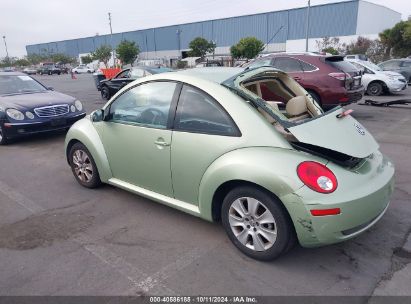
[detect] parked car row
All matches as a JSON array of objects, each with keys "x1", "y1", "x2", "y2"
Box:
[
  {"x1": 99, "y1": 66, "x2": 173, "y2": 100},
  {"x1": 244, "y1": 53, "x2": 364, "y2": 109},
  {"x1": 20, "y1": 64, "x2": 94, "y2": 76},
  {"x1": 0, "y1": 62, "x2": 396, "y2": 261},
  {"x1": 64, "y1": 66, "x2": 394, "y2": 260},
  {"x1": 346, "y1": 59, "x2": 407, "y2": 96}
]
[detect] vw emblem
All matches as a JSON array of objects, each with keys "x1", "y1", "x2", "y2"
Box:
[{"x1": 354, "y1": 123, "x2": 365, "y2": 135}]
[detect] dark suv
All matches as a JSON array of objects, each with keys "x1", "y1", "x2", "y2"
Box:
[{"x1": 245, "y1": 53, "x2": 364, "y2": 109}]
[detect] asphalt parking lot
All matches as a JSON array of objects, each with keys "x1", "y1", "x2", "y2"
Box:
[{"x1": 0, "y1": 73, "x2": 410, "y2": 297}]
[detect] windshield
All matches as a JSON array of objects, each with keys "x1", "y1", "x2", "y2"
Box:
[
  {"x1": 0, "y1": 75, "x2": 47, "y2": 95},
  {"x1": 147, "y1": 67, "x2": 173, "y2": 74},
  {"x1": 360, "y1": 61, "x2": 382, "y2": 71}
]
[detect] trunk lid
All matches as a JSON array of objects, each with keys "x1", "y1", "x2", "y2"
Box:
[
  {"x1": 222, "y1": 67, "x2": 379, "y2": 159},
  {"x1": 287, "y1": 107, "x2": 378, "y2": 158}
]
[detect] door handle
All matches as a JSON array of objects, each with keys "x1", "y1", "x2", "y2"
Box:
[
  {"x1": 293, "y1": 76, "x2": 301, "y2": 81},
  {"x1": 154, "y1": 140, "x2": 170, "y2": 147}
]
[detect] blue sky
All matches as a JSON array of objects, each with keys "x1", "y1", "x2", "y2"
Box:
[{"x1": 0, "y1": 0, "x2": 408, "y2": 57}]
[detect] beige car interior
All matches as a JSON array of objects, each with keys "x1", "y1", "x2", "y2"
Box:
[{"x1": 242, "y1": 74, "x2": 323, "y2": 141}]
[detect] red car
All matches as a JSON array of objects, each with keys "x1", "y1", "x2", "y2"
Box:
[{"x1": 245, "y1": 53, "x2": 364, "y2": 109}]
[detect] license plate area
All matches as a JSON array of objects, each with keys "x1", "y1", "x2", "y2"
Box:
[{"x1": 50, "y1": 118, "x2": 67, "y2": 126}]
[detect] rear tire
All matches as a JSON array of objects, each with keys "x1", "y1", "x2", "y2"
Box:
[
  {"x1": 69, "y1": 143, "x2": 101, "y2": 188},
  {"x1": 221, "y1": 186, "x2": 294, "y2": 261},
  {"x1": 367, "y1": 82, "x2": 383, "y2": 96}
]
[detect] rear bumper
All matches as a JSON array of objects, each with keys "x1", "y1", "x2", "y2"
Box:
[
  {"x1": 317, "y1": 86, "x2": 364, "y2": 107},
  {"x1": 346, "y1": 87, "x2": 365, "y2": 103},
  {"x1": 282, "y1": 152, "x2": 395, "y2": 247},
  {"x1": 2, "y1": 112, "x2": 86, "y2": 139}
]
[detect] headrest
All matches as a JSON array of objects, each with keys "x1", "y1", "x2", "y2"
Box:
[{"x1": 286, "y1": 96, "x2": 307, "y2": 116}]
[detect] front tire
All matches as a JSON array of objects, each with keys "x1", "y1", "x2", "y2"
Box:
[
  {"x1": 0, "y1": 126, "x2": 8, "y2": 145},
  {"x1": 221, "y1": 186, "x2": 294, "y2": 261},
  {"x1": 367, "y1": 82, "x2": 384, "y2": 96},
  {"x1": 69, "y1": 143, "x2": 101, "y2": 188}
]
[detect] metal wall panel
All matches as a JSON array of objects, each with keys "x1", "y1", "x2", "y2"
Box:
[
  {"x1": 267, "y1": 11, "x2": 289, "y2": 44},
  {"x1": 154, "y1": 25, "x2": 180, "y2": 51},
  {"x1": 309, "y1": 1, "x2": 358, "y2": 38},
  {"x1": 288, "y1": 1, "x2": 358, "y2": 40},
  {"x1": 26, "y1": 1, "x2": 388, "y2": 57},
  {"x1": 180, "y1": 23, "x2": 203, "y2": 50},
  {"x1": 356, "y1": 0, "x2": 401, "y2": 35},
  {"x1": 212, "y1": 14, "x2": 267, "y2": 46}
]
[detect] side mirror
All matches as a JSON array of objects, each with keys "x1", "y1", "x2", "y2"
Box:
[
  {"x1": 91, "y1": 109, "x2": 104, "y2": 122},
  {"x1": 47, "y1": 87, "x2": 54, "y2": 91}
]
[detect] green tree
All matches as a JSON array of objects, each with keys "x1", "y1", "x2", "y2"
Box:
[
  {"x1": 188, "y1": 37, "x2": 216, "y2": 58},
  {"x1": 322, "y1": 47, "x2": 339, "y2": 55},
  {"x1": 315, "y1": 37, "x2": 345, "y2": 54},
  {"x1": 51, "y1": 53, "x2": 76, "y2": 64},
  {"x1": 230, "y1": 37, "x2": 265, "y2": 59},
  {"x1": 14, "y1": 58, "x2": 30, "y2": 67},
  {"x1": 81, "y1": 55, "x2": 93, "y2": 64},
  {"x1": 379, "y1": 21, "x2": 411, "y2": 58},
  {"x1": 26, "y1": 54, "x2": 46, "y2": 65},
  {"x1": 116, "y1": 40, "x2": 139, "y2": 66},
  {"x1": 345, "y1": 36, "x2": 373, "y2": 55},
  {"x1": 91, "y1": 45, "x2": 112, "y2": 68}
]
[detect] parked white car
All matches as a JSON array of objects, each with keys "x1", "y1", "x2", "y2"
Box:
[
  {"x1": 346, "y1": 59, "x2": 407, "y2": 96},
  {"x1": 72, "y1": 65, "x2": 94, "y2": 74}
]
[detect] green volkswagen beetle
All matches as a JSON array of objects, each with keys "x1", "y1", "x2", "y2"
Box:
[{"x1": 65, "y1": 67, "x2": 394, "y2": 261}]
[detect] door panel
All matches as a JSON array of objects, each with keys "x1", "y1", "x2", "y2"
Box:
[
  {"x1": 97, "y1": 123, "x2": 173, "y2": 196},
  {"x1": 171, "y1": 85, "x2": 241, "y2": 205},
  {"x1": 96, "y1": 81, "x2": 177, "y2": 197}
]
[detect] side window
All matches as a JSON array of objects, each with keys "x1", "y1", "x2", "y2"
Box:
[
  {"x1": 299, "y1": 60, "x2": 317, "y2": 72},
  {"x1": 247, "y1": 58, "x2": 273, "y2": 69},
  {"x1": 273, "y1": 57, "x2": 303, "y2": 72},
  {"x1": 382, "y1": 61, "x2": 400, "y2": 69},
  {"x1": 402, "y1": 61, "x2": 411, "y2": 67},
  {"x1": 107, "y1": 81, "x2": 177, "y2": 129},
  {"x1": 174, "y1": 85, "x2": 238, "y2": 136},
  {"x1": 116, "y1": 70, "x2": 130, "y2": 79}
]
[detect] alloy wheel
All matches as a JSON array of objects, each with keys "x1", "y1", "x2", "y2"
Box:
[
  {"x1": 228, "y1": 197, "x2": 277, "y2": 251},
  {"x1": 72, "y1": 149, "x2": 93, "y2": 183}
]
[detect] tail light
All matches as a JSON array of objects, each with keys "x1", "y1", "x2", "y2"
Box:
[
  {"x1": 328, "y1": 72, "x2": 351, "y2": 81},
  {"x1": 297, "y1": 161, "x2": 338, "y2": 194}
]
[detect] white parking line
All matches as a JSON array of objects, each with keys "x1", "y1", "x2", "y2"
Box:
[
  {"x1": 0, "y1": 180, "x2": 209, "y2": 295},
  {"x1": 0, "y1": 180, "x2": 44, "y2": 213},
  {"x1": 129, "y1": 246, "x2": 207, "y2": 295},
  {"x1": 74, "y1": 233, "x2": 176, "y2": 295}
]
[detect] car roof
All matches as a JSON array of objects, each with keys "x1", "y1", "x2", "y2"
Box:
[
  {"x1": 175, "y1": 67, "x2": 244, "y2": 83},
  {"x1": 0, "y1": 72, "x2": 26, "y2": 76}
]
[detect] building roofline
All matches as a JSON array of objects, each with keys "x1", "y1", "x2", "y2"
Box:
[
  {"x1": 359, "y1": 0, "x2": 401, "y2": 16},
  {"x1": 27, "y1": 0, "x2": 362, "y2": 48}
]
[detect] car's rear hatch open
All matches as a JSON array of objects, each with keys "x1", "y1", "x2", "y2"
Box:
[{"x1": 222, "y1": 67, "x2": 379, "y2": 161}]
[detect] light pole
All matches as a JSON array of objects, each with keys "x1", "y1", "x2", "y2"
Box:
[
  {"x1": 176, "y1": 29, "x2": 182, "y2": 58},
  {"x1": 212, "y1": 40, "x2": 217, "y2": 59},
  {"x1": 2, "y1": 36, "x2": 9, "y2": 61},
  {"x1": 305, "y1": 0, "x2": 311, "y2": 52},
  {"x1": 108, "y1": 12, "x2": 115, "y2": 67}
]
